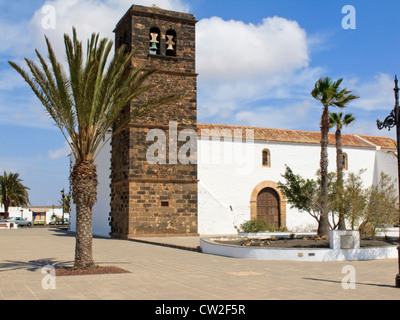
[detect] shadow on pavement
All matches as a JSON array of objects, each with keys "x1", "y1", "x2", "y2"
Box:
[
  {"x1": 303, "y1": 277, "x2": 395, "y2": 289},
  {"x1": 0, "y1": 258, "x2": 73, "y2": 272}
]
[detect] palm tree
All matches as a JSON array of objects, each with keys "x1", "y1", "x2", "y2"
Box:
[
  {"x1": 9, "y1": 28, "x2": 181, "y2": 269},
  {"x1": 311, "y1": 77, "x2": 359, "y2": 237},
  {"x1": 0, "y1": 171, "x2": 30, "y2": 218},
  {"x1": 58, "y1": 193, "x2": 71, "y2": 213},
  {"x1": 329, "y1": 111, "x2": 355, "y2": 230}
]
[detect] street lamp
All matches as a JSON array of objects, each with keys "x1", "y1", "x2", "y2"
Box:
[
  {"x1": 61, "y1": 189, "x2": 65, "y2": 226},
  {"x1": 376, "y1": 75, "x2": 400, "y2": 288}
]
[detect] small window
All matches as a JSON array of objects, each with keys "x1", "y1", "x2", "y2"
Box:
[
  {"x1": 166, "y1": 29, "x2": 177, "y2": 57},
  {"x1": 342, "y1": 153, "x2": 348, "y2": 171},
  {"x1": 161, "y1": 201, "x2": 170, "y2": 207},
  {"x1": 149, "y1": 27, "x2": 161, "y2": 55},
  {"x1": 118, "y1": 31, "x2": 129, "y2": 53},
  {"x1": 262, "y1": 149, "x2": 271, "y2": 168}
]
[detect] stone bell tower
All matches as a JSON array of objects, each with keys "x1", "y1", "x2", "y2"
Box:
[{"x1": 110, "y1": 5, "x2": 198, "y2": 238}]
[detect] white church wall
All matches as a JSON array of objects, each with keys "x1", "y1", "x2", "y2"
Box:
[
  {"x1": 198, "y1": 182, "x2": 238, "y2": 235},
  {"x1": 91, "y1": 136, "x2": 112, "y2": 238},
  {"x1": 345, "y1": 147, "x2": 376, "y2": 184},
  {"x1": 84, "y1": 128, "x2": 395, "y2": 237},
  {"x1": 374, "y1": 150, "x2": 398, "y2": 190},
  {"x1": 198, "y1": 137, "x2": 379, "y2": 234}
]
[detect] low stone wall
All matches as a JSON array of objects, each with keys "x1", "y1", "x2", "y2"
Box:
[
  {"x1": 0, "y1": 223, "x2": 18, "y2": 229},
  {"x1": 238, "y1": 232, "x2": 316, "y2": 239},
  {"x1": 200, "y1": 231, "x2": 398, "y2": 262}
]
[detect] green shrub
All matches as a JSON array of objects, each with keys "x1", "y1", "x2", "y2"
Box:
[{"x1": 240, "y1": 219, "x2": 268, "y2": 233}]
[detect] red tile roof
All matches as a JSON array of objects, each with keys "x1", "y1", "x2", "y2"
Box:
[{"x1": 197, "y1": 123, "x2": 396, "y2": 150}]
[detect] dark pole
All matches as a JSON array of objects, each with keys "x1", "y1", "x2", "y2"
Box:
[
  {"x1": 377, "y1": 75, "x2": 400, "y2": 288},
  {"x1": 61, "y1": 189, "x2": 65, "y2": 226},
  {"x1": 395, "y1": 76, "x2": 400, "y2": 289}
]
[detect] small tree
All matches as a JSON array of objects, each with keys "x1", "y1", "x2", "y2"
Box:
[
  {"x1": 364, "y1": 172, "x2": 399, "y2": 231},
  {"x1": 278, "y1": 166, "x2": 320, "y2": 225},
  {"x1": 340, "y1": 170, "x2": 367, "y2": 230},
  {"x1": 279, "y1": 167, "x2": 399, "y2": 234}
]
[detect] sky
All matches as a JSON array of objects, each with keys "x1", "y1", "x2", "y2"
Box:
[{"x1": 0, "y1": 0, "x2": 399, "y2": 206}]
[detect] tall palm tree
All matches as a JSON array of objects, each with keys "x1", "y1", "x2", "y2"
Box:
[
  {"x1": 0, "y1": 171, "x2": 30, "y2": 218},
  {"x1": 311, "y1": 77, "x2": 359, "y2": 237},
  {"x1": 9, "y1": 28, "x2": 181, "y2": 269},
  {"x1": 329, "y1": 111, "x2": 355, "y2": 230}
]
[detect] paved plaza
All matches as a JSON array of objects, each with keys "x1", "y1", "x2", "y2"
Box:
[{"x1": 0, "y1": 228, "x2": 399, "y2": 300}]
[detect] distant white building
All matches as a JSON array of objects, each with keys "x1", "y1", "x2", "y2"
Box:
[
  {"x1": 69, "y1": 123, "x2": 398, "y2": 238},
  {"x1": 0, "y1": 205, "x2": 68, "y2": 225}
]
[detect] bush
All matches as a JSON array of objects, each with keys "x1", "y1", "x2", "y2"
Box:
[{"x1": 240, "y1": 219, "x2": 268, "y2": 233}]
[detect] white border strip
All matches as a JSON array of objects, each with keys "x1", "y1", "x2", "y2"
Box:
[{"x1": 200, "y1": 238, "x2": 398, "y2": 262}]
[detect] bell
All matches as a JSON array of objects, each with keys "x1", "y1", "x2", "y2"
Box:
[
  {"x1": 166, "y1": 35, "x2": 175, "y2": 51},
  {"x1": 149, "y1": 42, "x2": 158, "y2": 51},
  {"x1": 150, "y1": 33, "x2": 159, "y2": 43}
]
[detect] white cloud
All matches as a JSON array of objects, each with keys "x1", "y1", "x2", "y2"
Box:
[
  {"x1": 49, "y1": 142, "x2": 71, "y2": 159},
  {"x1": 0, "y1": 15, "x2": 32, "y2": 56},
  {"x1": 0, "y1": 67, "x2": 26, "y2": 91},
  {"x1": 0, "y1": 87, "x2": 56, "y2": 129},
  {"x1": 348, "y1": 119, "x2": 395, "y2": 138},
  {"x1": 196, "y1": 16, "x2": 310, "y2": 80},
  {"x1": 196, "y1": 15, "x2": 323, "y2": 125},
  {"x1": 197, "y1": 64, "x2": 324, "y2": 122},
  {"x1": 234, "y1": 100, "x2": 320, "y2": 131},
  {"x1": 348, "y1": 73, "x2": 395, "y2": 111},
  {"x1": 7, "y1": 0, "x2": 189, "y2": 60}
]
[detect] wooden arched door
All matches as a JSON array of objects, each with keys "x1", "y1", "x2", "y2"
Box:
[{"x1": 257, "y1": 188, "x2": 280, "y2": 228}]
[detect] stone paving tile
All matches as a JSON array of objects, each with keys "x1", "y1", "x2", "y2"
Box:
[{"x1": 1, "y1": 228, "x2": 400, "y2": 300}]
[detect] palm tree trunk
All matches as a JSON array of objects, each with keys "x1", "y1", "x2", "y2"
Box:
[
  {"x1": 336, "y1": 129, "x2": 347, "y2": 230},
  {"x1": 319, "y1": 106, "x2": 331, "y2": 237},
  {"x1": 71, "y1": 160, "x2": 98, "y2": 269},
  {"x1": 4, "y1": 202, "x2": 10, "y2": 219}
]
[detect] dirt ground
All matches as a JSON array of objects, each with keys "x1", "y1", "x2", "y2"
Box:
[
  {"x1": 55, "y1": 266, "x2": 131, "y2": 277},
  {"x1": 216, "y1": 236, "x2": 399, "y2": 249}
]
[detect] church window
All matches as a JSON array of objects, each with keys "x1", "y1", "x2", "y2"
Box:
[
  {"x1": 342, "y1": 153, "x2": 348, "y2": 171},
  {"x1": 118, "y1": 31, "x2": 129, "y2": 52},
  {"x1": 166, "y1": 29, "x2": 177, "y2": 56},
  {"x1": 149, "y1": 27, "x2": 161, "y2": 55},
  {"x1": 262, "y1": 149, "x2": 271, "y2": 168}
]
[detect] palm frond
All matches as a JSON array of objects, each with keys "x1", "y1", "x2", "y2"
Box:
[
  {"x1": 0, "y1": 171, "x2": 30, "y2": 211},
  {"x1": 312, "y1": 77, "x2": 359, "y2": 109},
  {"x1": 9, "y1": 27, "x2": 182, "y2": 164},
  {"x1": 329, "y1": 111, "x2": 356, "y2": 129}
]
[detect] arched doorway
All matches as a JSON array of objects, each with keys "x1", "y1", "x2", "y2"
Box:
[
  {"x1": 257, "y1": 188, "x2": 280, "y2": 228},
  {"x1": 250, "y1": 181, "x2": 287, "y2": 229}
]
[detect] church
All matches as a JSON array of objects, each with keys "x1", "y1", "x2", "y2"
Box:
[{"x1": 69, "y1": 4, "x2": 397, "y2": 239}]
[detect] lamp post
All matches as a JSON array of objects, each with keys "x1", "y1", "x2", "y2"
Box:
[
  {"x1": 61, "y1": 189, "x2": 65, "y2": 226},
  {"x1": 376, "y1": 75, "x2": 400, "y2": 288}
]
